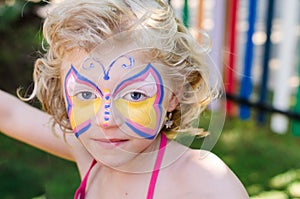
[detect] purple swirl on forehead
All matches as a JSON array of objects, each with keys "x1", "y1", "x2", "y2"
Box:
[
  {"x1": 110, "y1": 54, "x2": 135, "y2": 70},
  {"x1": 82, "y1": 58, "x2": 96, "y2": 70},
  {"x1": 82, "y1": 55, "x2": 135, "y2": 80},
  {"x1": 103, "y1": 54, "x2": 135, "y2": 80}
]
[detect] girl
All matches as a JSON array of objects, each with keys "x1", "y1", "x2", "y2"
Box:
[{"x1": 0, "y1": 0, "x2": 249, "y2": 198}]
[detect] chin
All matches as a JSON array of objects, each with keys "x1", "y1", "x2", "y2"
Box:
[
  {"x1": 95, "y1": 152, "x2": 136, "y2": 171},
  {"x1": 95, "y1": 152, "x2": 154, "y2": 174}
]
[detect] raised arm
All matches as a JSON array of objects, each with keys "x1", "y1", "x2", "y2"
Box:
[{"x1": 0, "y1": 90, "x2": 77, "y2": 161}]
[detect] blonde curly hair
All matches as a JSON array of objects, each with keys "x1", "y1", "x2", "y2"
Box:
[{"x1": 27, "y1": 0, "x2": 215, "y2": 139}]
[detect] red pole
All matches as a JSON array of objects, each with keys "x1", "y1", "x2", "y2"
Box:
[{"x1": 225, "y1": 0, "x2": 239, "y2": 116}]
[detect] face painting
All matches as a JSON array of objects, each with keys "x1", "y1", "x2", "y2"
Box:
[
  {"x1": 113, "y1": 64, "x2": 164, "y2": 139},
  {"x1": 64, "y1": 54, "x2": 165, "y2": 139},
  {"x1": 64, "y1": 65, "x2": 103, "y2": 137}
]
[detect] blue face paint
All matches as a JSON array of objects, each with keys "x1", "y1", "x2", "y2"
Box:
[
  {"x1": 64, "y1": 55, "x2": 135, "y2": 137},
  {"x1": 65, "y1": 53, "x2": 166, "y2": 140}
]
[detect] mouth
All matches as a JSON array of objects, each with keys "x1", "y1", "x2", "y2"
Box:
[{"x1": 92, "y1": 138, "x2": 129, "y2": 149}]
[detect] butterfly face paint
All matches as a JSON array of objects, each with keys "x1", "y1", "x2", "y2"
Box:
[
  {"x1": 65, "y1": 65, "x2": 103, "y2": 137},
  {"x1": 113, "y1": 64, "x2": 164, "y2": 139},
  {"x1": 64, "y1": 53, "x2": 166, "y2": 140},
  {"x1": 64, "y1": 54, "x2": 135, "y2": 137}
]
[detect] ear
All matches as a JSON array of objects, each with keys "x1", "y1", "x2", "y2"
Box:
[{"x1": 167, "y1": 92, "x2": 179, "y2": 112}]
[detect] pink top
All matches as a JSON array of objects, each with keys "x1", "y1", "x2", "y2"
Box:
[{"x1": 74, "y1": 133, "x2": 167, "y2": 199}]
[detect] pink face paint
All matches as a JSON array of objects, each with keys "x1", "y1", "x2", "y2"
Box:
[
  {"x1": 113, "y1": 63, "x2": 165, "y2": 140},
  {"x1": 64, "y1": 54, "x2": 165, "y2": 140},
  {"x1": 64, "y1": 65, "x2": 102, "y2": 137},
  {"x1": 64, "y1": 55, "x2": 134, "y2": 137}
]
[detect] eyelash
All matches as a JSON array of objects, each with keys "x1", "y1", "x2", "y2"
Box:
[
  {"x1": 73, "y1": 89, "x2": 149, "y2": 102},
  {"x1": 122, "y1": 91, "x2": 148, "y2": 102},
  {"x1": 75, "y1": 91, "x2": 98, "y2": 101}
]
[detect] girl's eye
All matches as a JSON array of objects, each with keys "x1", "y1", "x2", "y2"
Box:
[
  {"x1": 76, "y1": 91, "x2": 97, "y2": 101},
  {"x1": 123, "y1": 92, "x2": 147, "y2": 102}
]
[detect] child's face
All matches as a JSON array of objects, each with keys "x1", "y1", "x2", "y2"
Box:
[{"x1": 61, "y1": 39, "x2": 178, "y2": 168}]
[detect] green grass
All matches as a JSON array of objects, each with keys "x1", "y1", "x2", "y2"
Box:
[
  {"x1": 0, "y1": 134, "x2": 79, "y2": 199},
  {"x1": 211, "y1": 116, "x2": 300, "y2": 198},
  {"x1": 1, "y1": 115, "x2": 300, "y2": 198}
]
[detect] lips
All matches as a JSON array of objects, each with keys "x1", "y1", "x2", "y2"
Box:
[{"x1": 92, "y1": 138, "x2": 129, "y2": 149}]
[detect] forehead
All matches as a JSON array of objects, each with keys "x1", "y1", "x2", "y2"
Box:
[
  {"x1": 60, "y1": 31, "x2": 175, "y2": 90},
  {"x1": 62, "y1": 49, "x2": 157, "y2": 80}
]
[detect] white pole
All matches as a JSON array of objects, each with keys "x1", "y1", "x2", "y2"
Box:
[
  {"x1": 270, "y1": 0, "x2": 299, "y2": 134},
  {"x1": 208, "y1": 0, "x2": 226, "y2": 111}
]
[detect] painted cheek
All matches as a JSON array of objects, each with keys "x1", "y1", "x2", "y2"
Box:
[
  {"x1": 111, "y1": 64, "x2": 165, "y2": 139},
  {"x1": 69, "y1": 97, "x2": 102, "y2": 134},
  {"x1": 114, "y1": 95, "x2": 157, "y2": 129}
]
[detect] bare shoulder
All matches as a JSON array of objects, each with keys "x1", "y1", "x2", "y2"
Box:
[{"x1": 165, "y1": 146, "x2": 249, "y2": 199}]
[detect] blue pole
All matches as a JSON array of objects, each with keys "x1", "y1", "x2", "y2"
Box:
[
  {"x1": 257, "y1": 0, "x2": 275, "y2": 123},
  {"x1": 239, "y1": 0, "x2": 257, "y2": 119}
]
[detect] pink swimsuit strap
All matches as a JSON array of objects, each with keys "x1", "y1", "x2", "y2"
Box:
[
  {"x1": 146, "y1": 133, "x2": 167, "y2": 199},
  {"x1": 74, "y1": 133, "x2": 167, "y2": 199},
  {"x1": 74, "y1": 159, "x2": 97, "y2": 199}
]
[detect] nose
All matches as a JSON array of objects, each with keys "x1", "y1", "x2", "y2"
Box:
[{"x1": 95, "y1": 89, "x2": 118, "y2": 128}]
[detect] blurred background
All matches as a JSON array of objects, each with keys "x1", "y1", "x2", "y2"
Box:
[{"x1": 0, "y1": 0, "x2": 300, "y2": 198}]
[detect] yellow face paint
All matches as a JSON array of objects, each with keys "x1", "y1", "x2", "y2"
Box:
[
  {"x1": 64, "y1": 62, "x2": 165, "y2": 139},
  {"x1": 111, "y1": 64, "x2": 165, "y2": 139},
  {"x1": 114, "y1": 95, "x2": 157, "y2": 129},
  {"x1": 69, "y1": 96, "x2": 101, "y2": 130},
  {"x1": 65, "y1": 65, "x2": 103, "y2": 137}
]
